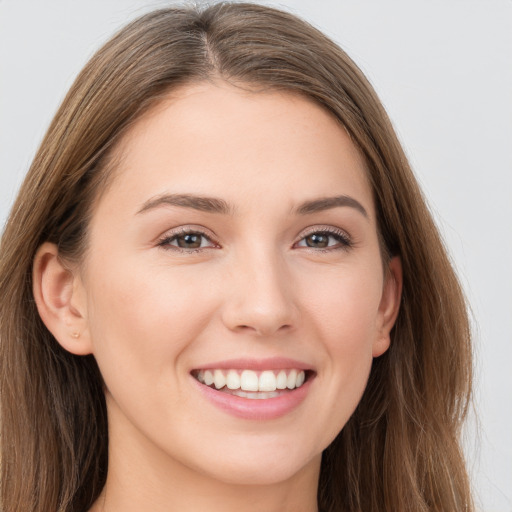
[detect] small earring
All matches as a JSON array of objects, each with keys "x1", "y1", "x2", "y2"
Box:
[{"x1": 71, "y1": 332, "x2": 80, "y2": 339}]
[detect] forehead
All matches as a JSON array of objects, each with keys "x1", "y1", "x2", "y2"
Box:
[{"x1": 95, "y1": 81, "x2": 375, "y2": 220}]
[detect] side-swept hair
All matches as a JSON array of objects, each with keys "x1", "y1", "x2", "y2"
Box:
[{"x1": 0, "y1": 3, "x2": 473, "y2": 511}]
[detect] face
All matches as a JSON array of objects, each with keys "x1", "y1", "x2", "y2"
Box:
[{"x1": 73, "y1": 82, "x2": 400, "y2": 486}]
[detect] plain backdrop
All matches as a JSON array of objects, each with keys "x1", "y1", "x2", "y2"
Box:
[{"x1": 1, "y1": 1, "x2": 511, "y2": 510}]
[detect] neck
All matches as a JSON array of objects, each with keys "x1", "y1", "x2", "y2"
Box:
[
  {"x1": 92, "y1": 463, "x2": 320, "y2": 512},
  {"x1": 89, "y1": 399, "x2": 321, "y2": 512}
]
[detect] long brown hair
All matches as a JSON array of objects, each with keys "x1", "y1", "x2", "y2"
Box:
[{"x1": 0, "y1": 3, "x2": 473, "y2": 511}]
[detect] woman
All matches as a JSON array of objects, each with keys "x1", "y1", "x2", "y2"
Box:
[{"x1": 0, "y1": 3, "x2": 473, "y2": 511}]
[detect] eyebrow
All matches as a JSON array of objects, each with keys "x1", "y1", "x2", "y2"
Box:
[
  {"x1": 137, "y1": 193, "x2": 368, "y2": 218},
  {"x1": 294, "y1": 195, "x2": 368, "y2": 218},
  {"x1": 137, "y1": 193, "x2": 233, "y2": 215}
]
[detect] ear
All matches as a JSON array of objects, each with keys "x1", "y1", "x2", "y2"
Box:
[
  {"x1": 372, "y1": 256, "x2": 403, "y2": 357},
  {"x1": 32, "y1": 242, "x2": 92, "y2": 355}
]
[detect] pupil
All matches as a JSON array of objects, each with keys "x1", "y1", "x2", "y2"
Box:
[
  {"x1": 178, "y1": 234, "x2": 201, "y2": 248},
  {"x1": 306, "y1": 234, "x2": 328, "y2": 248}
]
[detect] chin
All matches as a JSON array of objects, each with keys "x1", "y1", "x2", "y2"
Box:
[{"x1": 193, "y1": 448, "x2": 321, "y2": 487}]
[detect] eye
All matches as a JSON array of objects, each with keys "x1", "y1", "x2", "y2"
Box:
[
  {"x1": 295, "y1": 229, "x2": 352, "y2": 250},
  {"x1": 158, "y1": 229, "x2": 217, "y2": 251}
]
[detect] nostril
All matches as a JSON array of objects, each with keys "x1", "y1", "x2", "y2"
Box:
[{"x1": 234, "y1": 322, "x2": 293, "y2": 336}]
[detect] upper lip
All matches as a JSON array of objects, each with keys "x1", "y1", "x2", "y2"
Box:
[{"x1": 190, "y1": 357, "x2": 314, "y2": 372}]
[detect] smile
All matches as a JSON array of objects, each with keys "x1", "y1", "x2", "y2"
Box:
[
  {"x1": 191, "y1": 359, "x2": 315, "y2": 419},
  {"x1": 193, "y1": 369, "x2": 307, "y2": 398}
]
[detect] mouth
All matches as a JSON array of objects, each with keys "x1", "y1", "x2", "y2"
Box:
[
  {"x1": 191, "y1": 368, "x2": 314, "y2": 399},
  {"x1": 190, "y1": 358, "x2": 316, "y2": 419}
]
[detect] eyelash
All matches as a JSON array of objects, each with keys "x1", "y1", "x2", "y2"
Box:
[
  {"x1": 295, "y1": 227, "x2": 353, "y2": 252},
  {"x1": 157, "y1": 226, "x2": 353, "y2": 253},
  {"x1": 157, "y1": 227, "x2": 219, "y2": 253}
]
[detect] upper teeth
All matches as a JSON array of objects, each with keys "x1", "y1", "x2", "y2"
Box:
[{"x1": 195, "y1": 369, "x2": 306, "y2": 392}]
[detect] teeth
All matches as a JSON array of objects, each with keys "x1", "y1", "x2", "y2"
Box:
[
  {"x1": 204, "y1": 370, "x2": 214, "y2": 386},
  {"x1": 213, "y1": 369, "x2": 226, "y2": 390},
  {"x1": 226, "y1": 390, "x2": 280, "y2": 399},
  {"x1": 258, "y1": 370, "x2": 276, "y2": 392},
  {"x1": 240, "y1": 370, "x2": 259, "y2": 391},
  {"x1": 226, "y1": 370, "x2": 241, "y2": 390},
  {"x1": 276, "y1": 370, "x2": 287, "y2": 389},
  {"x1": 195, "y1": 368, "x2": 307, "y2": 392},
  {"x1": 286, "y1": 369, "x2": 298, "y2": 390}
]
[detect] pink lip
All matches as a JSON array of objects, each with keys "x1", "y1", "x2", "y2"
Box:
[
  {"x1": 191, "y1": 357, "x2": 313, "y2": 372},
  {"x1": 190, "y1": 358, "x2": 315, "y2": 421}
]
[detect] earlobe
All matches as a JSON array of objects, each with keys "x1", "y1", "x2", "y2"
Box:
[
  {"x1": 32, "y1": 242, "x2": 92, "y2": 355},
  {"x1": 372, "y1": 256, "x2": 403, "y2": 357}
]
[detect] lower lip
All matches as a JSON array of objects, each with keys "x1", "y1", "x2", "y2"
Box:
[{"x1": 192, "y1": 376, "x2": 314, "y2": 420}]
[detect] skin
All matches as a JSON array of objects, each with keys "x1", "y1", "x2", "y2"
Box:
[{"x1": 33, "y1": 81, "x2": 402, "y2": 512}]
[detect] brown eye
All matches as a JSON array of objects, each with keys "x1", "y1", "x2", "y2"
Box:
[
  {"x1": 304, "y1": 233, "x2": 329, "y2": 248},
  {"x1": 159, "y1": 231, "x2": 216, "y2": 251},
  {"x1": 176, "y1": 233, "x2": 203, "y2": 248},
  {"x1": 296, "y1": 229, "x2": 352, "y2": 250}
]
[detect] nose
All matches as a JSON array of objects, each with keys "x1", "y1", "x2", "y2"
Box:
[{"x1": 221, "y1": 249, "x2": 299, "y2": 337}]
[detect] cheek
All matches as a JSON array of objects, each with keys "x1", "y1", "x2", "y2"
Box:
[
  {"x1": 84, "y1": 254, "x2": 217, "y2": 386},
  {"x1": 304, "y1": 263, "x2": 383, "y2": 349},
  {"x1": 300, "y1": 264, "x2": 383, "y2": 428}
]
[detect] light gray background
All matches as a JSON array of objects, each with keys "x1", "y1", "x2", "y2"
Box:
[{"x1": 1, "y1": 1, "x2": 511, "y2": 510}]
